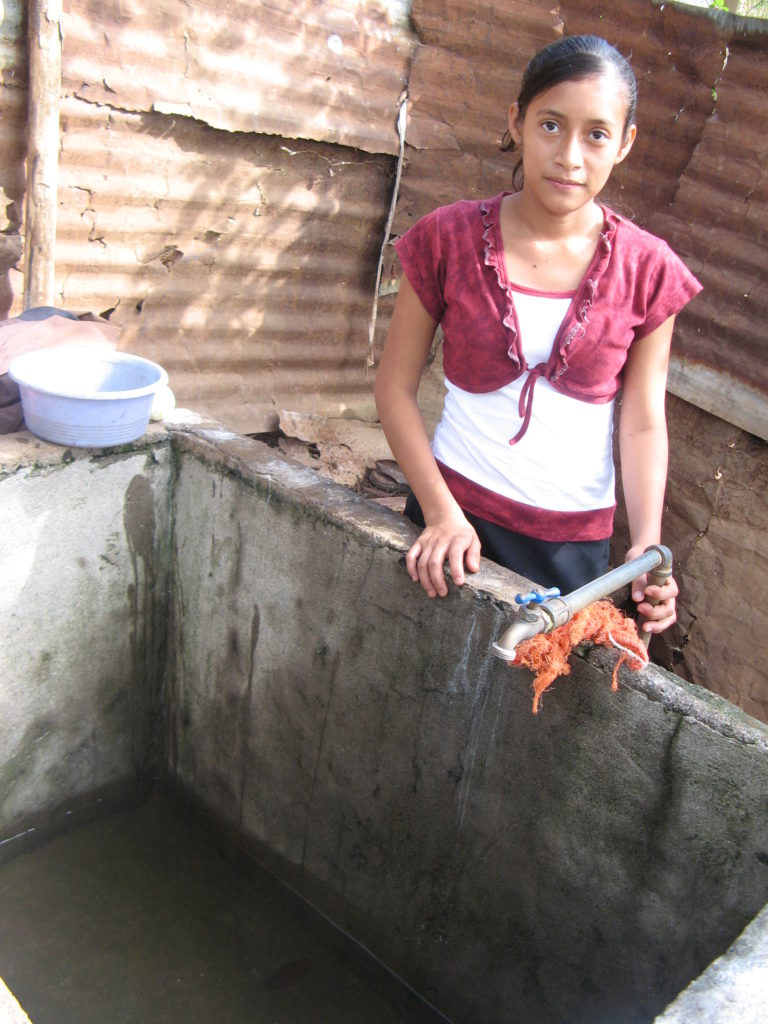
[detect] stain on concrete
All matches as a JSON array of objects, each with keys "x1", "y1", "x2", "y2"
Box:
[
  {"x1": 0, "y1": 718, "x2": 57, "y2": 826},
  {"x1": 123, "y1": 474, "x2": 155, "y2": 566},
  {"x1": 122, "y1": 473, "x2": 166, "y2": 782}
]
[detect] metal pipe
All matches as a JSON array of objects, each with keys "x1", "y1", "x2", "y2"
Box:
[
  {"x1": 491, "y1": 545, "x2": 673, "y2": 662},
  {"x1": 639, "y1": 555, "x2": 674, "y2": 649}
]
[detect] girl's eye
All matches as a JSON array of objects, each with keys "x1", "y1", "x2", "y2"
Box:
[
  {"x1": 588, "y1": 129, "x2": 609, "y2": 142},
  {"x1": 541, "y1": 120, "x2": 559, "y2": 134}
]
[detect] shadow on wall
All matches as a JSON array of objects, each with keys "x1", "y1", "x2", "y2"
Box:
[
  {"x1": 113, "y1": 114, "x2": 397, "y2": 432},
  {"x1": 7, "y1": 0, "x2": 414, "y2": 432}
]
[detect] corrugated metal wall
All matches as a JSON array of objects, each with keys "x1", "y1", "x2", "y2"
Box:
[
  {"x1": 2, "y1": 0, "x2": 766, "y2": 437},
  {"x1": 54, "y1": 96, "x2": 397, "y2": 430},
  {"x1": 379, "y1": 0, "x2": 768, "y2": 441},
  {"x1": 4, "y1": 0, "x2": 416, "y2": 432},
  {"x1": 63, "y1": 0, "x2": 412, "y2": 156},
  {"x1": 651, "y1": 29, "x2": 768, "y2": 438}
]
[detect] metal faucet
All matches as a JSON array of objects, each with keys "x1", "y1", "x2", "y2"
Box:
[{"x1": 491, "y1": 545, "x2": 673, "y2": 662}]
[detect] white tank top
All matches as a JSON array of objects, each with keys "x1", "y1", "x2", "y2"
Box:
[{"x1": 432, "y1": 284, "x2": 616, "y2": 514}]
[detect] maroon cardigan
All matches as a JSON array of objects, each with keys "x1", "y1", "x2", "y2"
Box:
[{"x1": 395, "y1": 193, "x2": 702, "y2": 445}]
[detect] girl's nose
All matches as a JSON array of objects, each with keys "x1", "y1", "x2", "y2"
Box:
[{"x1": 557, "y1": 133, "x2": 583, "y2": 169}]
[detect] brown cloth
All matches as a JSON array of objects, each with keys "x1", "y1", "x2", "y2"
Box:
[
  {"x1": 0, "y1": 311, "x2": 119, "y2": 433},
  {"x1": 0, "y1": 373, "x2": 23, "y2": 433}
]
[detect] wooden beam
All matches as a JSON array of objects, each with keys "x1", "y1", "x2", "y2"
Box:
[{"x1": 23, "y1": 0, "x2": 63, "y2": 310}]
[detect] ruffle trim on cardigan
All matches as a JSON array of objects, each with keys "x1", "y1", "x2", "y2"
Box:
[
  {"x1": 479, "y1": 195, "x2": 619, "y2": 385},
  {"x1": 479, "y1": 196, "x2": 619, "y2": 445},
  {"x1": 553, "y1": 226, "x2": 615, "y2": 381},
  {"x1": 480, "y1": 195, "x2": 521, "y2": 368}
]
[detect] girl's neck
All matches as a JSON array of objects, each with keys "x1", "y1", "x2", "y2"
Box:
[
  {"x1": 499, "y1": 192, "x2": 605, "y2": 292},
  {"x1": 504, "y1": 190, "x2": 604, "y2": 242}
]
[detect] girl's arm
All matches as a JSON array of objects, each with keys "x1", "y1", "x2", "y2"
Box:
[
  {"x1": 619, "y1": 314, "x2": 679, "y2": 634},
  {"x1": 374, "y1": 277, "x2": 481, "y2": 598}
]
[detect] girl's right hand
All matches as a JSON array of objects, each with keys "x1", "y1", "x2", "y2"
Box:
[{"x1": 405, "y1": 515, "x2": 482, "y2": 598}]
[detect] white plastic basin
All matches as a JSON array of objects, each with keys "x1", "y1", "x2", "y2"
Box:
[{"x1": 8, "y1": 347, "x2": 168, "y2": 447}]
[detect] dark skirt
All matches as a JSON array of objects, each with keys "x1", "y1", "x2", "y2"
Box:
[{"x1": 403, "y1": 492, "x2": 610, "y2": 595}]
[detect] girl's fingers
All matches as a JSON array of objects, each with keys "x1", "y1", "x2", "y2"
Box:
[
  {"x1": 423, "y1": 537, "x2": 453, "y2": 597},
  {"x1": 406, "y1": 527, "x2": 480, "y2": 598},
  {"x1": 464, "y1": 534, "x2": 482, "y2": 574},
  {"x1": 633, "y1": 571, "x2": 679, "y2": 634},
  {"x1": 447, "y1": 536, "x2": 470, "y2": 587},
  {"x1": 645, "y1": 576, "x2": 679, "y2": 603},
  {"x1": 405, "y1": 540, "x2": 423, "y2": 581},
  {"x1": 643, "y1": 598, "x2": 679, "y2": 630}
]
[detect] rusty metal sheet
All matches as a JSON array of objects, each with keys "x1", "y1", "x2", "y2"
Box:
[
  {"x1": 558, "y1": 0, "x2": 726, "y2": 217},
  {"x1": 52, "y1": 97, "x2": 394, "y2": 433},
  {"x1": 649, "y1": 35, "x2": 768, "y2": 439},
  {"x1": 383, "y1": 0, "x2": 768, "y2": 438},
  {"x1": 399, "y1": 0, "x2": 724, "y2": 221},
  {"x1": 60, "y1": 0, "x2": 415, "y2": 157},
  {"x1": 405, "y1": 0, "x2": 557, "y2": 153}
]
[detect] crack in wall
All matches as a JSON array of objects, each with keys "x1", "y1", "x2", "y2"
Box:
[
  {"x1": 710, "y1": 41, "x2": 731, "y2": 106},
  {"x1": 652, "y1": 43, "x2": 732, "y2": 214},
  {"x1": 72, "y1": 185, "x2": 107, "y2": 248},
  {"x1": 550, "y1": 3, "x2": 566, "y2": 34},
  {"x1": 674, "y1": 436, "x2": 739, "y2": 659}
]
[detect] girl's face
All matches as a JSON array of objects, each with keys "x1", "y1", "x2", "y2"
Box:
[{"x1": 508, "y1": 71, "x2": 636, "y2": 214}]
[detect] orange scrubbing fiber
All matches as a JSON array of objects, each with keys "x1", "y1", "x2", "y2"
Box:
[{"x1": 512, "y1": 600, "x2": 649, "y2": 714}]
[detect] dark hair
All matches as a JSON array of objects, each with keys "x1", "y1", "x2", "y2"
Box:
[{"x1": 502, "y1": 35, "x2": 638, "y2": 187}]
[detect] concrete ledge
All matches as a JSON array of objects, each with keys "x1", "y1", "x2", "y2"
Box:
[
  {"x1": 172, "y1": 424, "x2": 768, "y2": 751},
  {"x1": 588, "y1": 646, "x2": 768, "y2": 753},
  {"x1": 0, "y1": 422, "x2": 171, "y2": 474},
  {"x1": 169, "y1": 423, "x2": 532, "y2": 604},
  {"x1": 654, "y1": 901, "x2": 768, "y2": 1024},
  {"x1": 0, "y1": 978, "x2": 31, "y2": 1024}
]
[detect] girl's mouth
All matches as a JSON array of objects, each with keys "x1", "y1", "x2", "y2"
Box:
[{"x1": 548, "y1": 177, "x2": 584, "y2": 191}]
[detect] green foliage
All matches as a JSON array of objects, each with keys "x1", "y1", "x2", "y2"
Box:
[{"x1": 709, "y1": 0, "x2": 768, "y2": 14}]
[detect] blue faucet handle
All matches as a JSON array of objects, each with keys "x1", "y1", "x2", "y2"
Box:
[{"x1": 514, "y1": 587, "x2": 561, "y2": 605}]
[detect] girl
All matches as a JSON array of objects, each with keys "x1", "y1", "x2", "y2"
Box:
[{"x1": 374, "y1": 35, "x2": 702, "y2": 637}]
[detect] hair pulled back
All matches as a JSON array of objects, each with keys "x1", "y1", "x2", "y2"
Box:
[{"x1": 502, "y1": 35, "x2": 637, "y2": 188}]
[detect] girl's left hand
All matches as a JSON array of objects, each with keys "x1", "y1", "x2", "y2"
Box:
[{"x1": 625, "y1": 546, "x2": 679, "y2": 636}]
